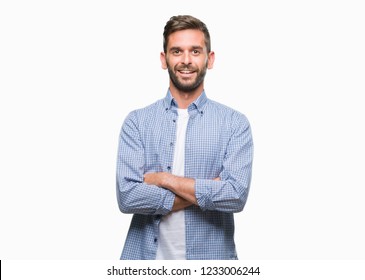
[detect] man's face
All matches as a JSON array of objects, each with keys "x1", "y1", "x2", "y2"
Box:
[{"x1": 161, "y1": 29, "x2": 214, "y2": 93}]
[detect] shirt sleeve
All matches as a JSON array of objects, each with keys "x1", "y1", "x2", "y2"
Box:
[
  {"x1": 116, "y1": 111, "x2": 175, "y2": 215},
  {"x1": 195, "y1": 112, "x2": 254, "y2": 213}
]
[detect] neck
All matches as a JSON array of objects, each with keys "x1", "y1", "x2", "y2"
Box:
[{"x1": 169, "y1": 83, "x2": 204, "y2": 109}]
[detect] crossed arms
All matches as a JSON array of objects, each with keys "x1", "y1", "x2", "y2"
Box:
[
  {"x1": 116, "y1": 110, "x2": 253, "y2": 216},
  {"x1": 144, "y1": 173, "x2": 221, "y2": 211}
]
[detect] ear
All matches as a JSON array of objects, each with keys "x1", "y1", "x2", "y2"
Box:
[
  {"x1": 207, "y1": 51, "x2": 215, "y2": 69},
  {"x1": 160, "y1": 52, "x2": 167, "y2": 69}
]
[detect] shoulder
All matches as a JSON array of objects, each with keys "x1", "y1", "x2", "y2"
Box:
[
  {"x1": 206, "y1": 99, "x2": 251, "y2": 126},
  {"x1": 123, "y1": 98, "x2": 165, "y2": 124}
]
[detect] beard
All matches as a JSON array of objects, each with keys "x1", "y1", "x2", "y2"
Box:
[{"x1": 167, "y1": 61, "x2": 208, "y2": 93}]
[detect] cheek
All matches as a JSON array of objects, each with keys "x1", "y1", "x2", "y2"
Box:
[
  {"x1": 195, "y1": 61, "x2": 207, "y2": 71},
  {"x1": 195, "y1": 56, "x2": 208, "y2": 66},
  {"x1": 165, "y1": 58, "x2": 177, "y2": 69}
]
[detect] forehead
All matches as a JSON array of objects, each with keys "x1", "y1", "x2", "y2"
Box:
[{"x1": 167, "y1": 29, "x2": 206, "y2": 50}]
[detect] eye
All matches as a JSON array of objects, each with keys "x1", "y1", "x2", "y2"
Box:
[
  {"x1": 172, "y1": 49, "x2": 181, "y2": 55},
  {"x1": 192, "y1": 50, "x2": 200, "y2": 55}
]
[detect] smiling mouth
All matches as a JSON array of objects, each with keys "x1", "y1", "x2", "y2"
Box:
[{"x1": 178, "y1": 70, "x2": 195, "y2": 76}]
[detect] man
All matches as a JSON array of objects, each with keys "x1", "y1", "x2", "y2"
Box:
[{"x1": 116, "y1": 15, "x2": 253, "y2": 260}]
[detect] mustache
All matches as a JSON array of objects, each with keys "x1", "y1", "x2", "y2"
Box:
[{"x1": 175, "y1": 65, "x2": 197, "y2": 71}]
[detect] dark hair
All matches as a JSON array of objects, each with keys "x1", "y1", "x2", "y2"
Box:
[{"x1": 163, "y1": 15, "x2": 211, "y2": 53}]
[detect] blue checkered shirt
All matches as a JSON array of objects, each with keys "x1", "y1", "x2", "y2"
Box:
[{"x1": 116, "y1": 90, "x2": 253, "y2": 260}]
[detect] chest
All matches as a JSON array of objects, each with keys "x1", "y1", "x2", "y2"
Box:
[{"x1": 141, "y1": 112, "x2": 231, "y2": 177}]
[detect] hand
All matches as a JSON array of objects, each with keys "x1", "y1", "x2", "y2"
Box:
[{"x1": 172, "y1": 195, "x2": 193, "y2": 211}]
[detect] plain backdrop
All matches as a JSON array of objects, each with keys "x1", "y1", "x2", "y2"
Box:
[{"x1": 1, "y1": 0, "x2": 364, "y2": 260}]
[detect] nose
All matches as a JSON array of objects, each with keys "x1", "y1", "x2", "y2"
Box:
[{"x1": 182, "y1": 51, "x2": 192, "y2": 65}]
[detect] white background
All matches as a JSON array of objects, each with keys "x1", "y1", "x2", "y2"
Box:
[{"x1": 1, "y1": 0, "x2": 364, "y2": 260}]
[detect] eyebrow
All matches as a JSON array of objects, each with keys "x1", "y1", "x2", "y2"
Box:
[
  {"x1": 169, "y1": 47, "x2": 181, "y2": 52},
  {"x1": 169, "y1": 46, "x2": 204, "y2": 51}
]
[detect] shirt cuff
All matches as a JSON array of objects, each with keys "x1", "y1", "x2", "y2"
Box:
[
  {"x1": 156, "y1": 188, "x2": 175, "y2": 215},
  {"x1": 195, "y1": 179, "x2": 221, "y2": 211}
]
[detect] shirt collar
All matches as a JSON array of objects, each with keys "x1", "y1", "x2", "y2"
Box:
[{"x1": 163, "y1": 89, "x2": 208, "y2": 113}]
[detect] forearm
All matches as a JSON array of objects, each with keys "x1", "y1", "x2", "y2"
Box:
[
  {"x1": 163, "y1": 174, "x2": 197, "y2": 205},
  {"x1": 144, "y1": 172, "x2": 197, "y2": 205}
]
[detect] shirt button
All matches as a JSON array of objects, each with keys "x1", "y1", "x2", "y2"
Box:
[
  {"x1": 154, "y1": 238, "x2": 158, "y2": 243},
  {"x1": 170, "y1": 142, "x2": 174, "y2": 146},
  {"x1": 167, "y1": 166, "x2": 171, "y2": 171}
]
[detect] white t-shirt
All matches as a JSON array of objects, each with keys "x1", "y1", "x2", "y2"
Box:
[{"x1": 155, "y1": 108, "x2": 189, "y2": 260}]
